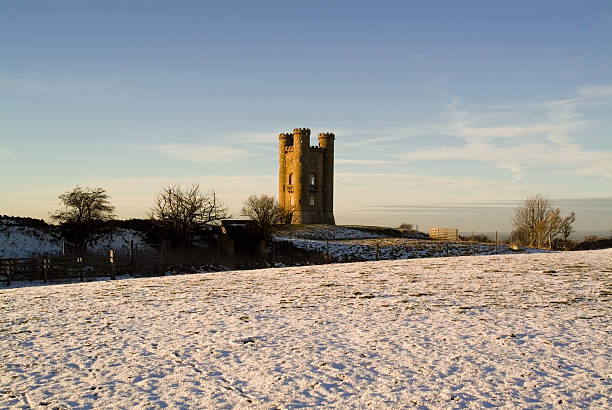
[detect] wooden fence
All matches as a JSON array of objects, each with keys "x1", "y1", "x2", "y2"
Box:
[
  {"x1": 0, "y1": 249, "x2": 167, "y2": 286},
  {"x1": 1, "y1": 238, "x2": 342, "y2": 286},
  {"x1": 429, "y1": 227, "x2": 459, "y2": 241},
  {"x1": 1, "y1": 257, "x2": 91, "y2": 286}
]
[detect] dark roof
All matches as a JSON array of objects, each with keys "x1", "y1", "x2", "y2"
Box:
[{"x1": 220, "y1": 219, "x2": 258, "y2": 238}]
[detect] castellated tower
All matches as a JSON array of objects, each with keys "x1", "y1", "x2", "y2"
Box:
[{"x1": 279, "y1": 128, "x2": 335, "y2": 224}]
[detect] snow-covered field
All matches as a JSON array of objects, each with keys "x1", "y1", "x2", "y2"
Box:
[
  {"x1": 274, "y1": 225, "x2": 385, "y2": 240},
  {"x1": 276, "y1": 237, "x2": 513, "y2": 261},
  {"x1": 1, "y1": 250, "x2": 611, "y2": 408}
]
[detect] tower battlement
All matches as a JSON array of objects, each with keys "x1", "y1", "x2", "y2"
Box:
[
  {"x1": 278, "y1": 128, "x2": 335, "y2": 225},
  {"x1": 293, "y1": 128, "x2": 311, "y2": 135},
  {"x1": 279, "y1": 132, "x2": 294, "y2": 147}
]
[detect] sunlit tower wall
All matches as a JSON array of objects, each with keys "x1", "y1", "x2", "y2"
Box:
[
  {"x1": 278, "y1": 128, "x2": 335, "y2": 224},
  {"x1": 318, "y1": 132, "x2": 335, "y2": 225}
]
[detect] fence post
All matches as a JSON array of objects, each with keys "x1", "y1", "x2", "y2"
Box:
[
  {"x1": 272, "y1": 241, "x2": 276, "y2": 264},
  {"x1": 44, "y1": 258, "x2": 50, "y2": 283},
  {"x1": 375, "y1": 243, "x2": 379, "y2": 260},
  {"x1": 160, "y1": 242, "x2": 165, "y2": 275},
  {"x1": 7, "y1": 260, "x2": 12, "y2": 287},
  {"x1": 77, "y1": 257, "x2": 83, "y2": 281},
  {"x1": 110, "y1": 249, "x2": 116, "y2": 280},
  {"x1": 62, "y1": 240, "x2": 65, "y2": 257},
  {"x1": 445, "y1": 241, "x2": 449, "y2": 256},
  {"x1": 43, "y1": 258, "x2": 48, "y2": 283},
  {"x1": 495, "y1": 231, "x2": 498, "y2": 254},
  {"x1": 129, "y1": 240, "x2": 134, "y2": 275}
]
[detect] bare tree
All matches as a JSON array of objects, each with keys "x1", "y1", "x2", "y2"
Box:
[
  {"x1": 50, "y1": 186, "x2": 116, "y2": 252},
  {"x1": 512, "y1": 194, "x2": 575, "y2": 248},
  {"x1": 398, "y1": 222, "x2": 414, "y2": 233},
  {"x1": 150, "y1": 184, "x2": 230, "y2": 246},
  {"x1": 241, "y1": 194, "x2": 289, "y2": 237},
  {"x1": 560, "y1": 212, "x2": 576, "y2": 241}
]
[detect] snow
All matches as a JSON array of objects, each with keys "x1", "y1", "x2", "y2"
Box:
[
  {"x1": 88, "y1": 228, "x2": 152, "y2": 255},
  {"x1": 1, "y1": 249, "x2": 611, "y2": 408},
  {"x1": 0, "y1": 225, "x2": 62, "y2": 258},
  {"x1": 274, "y1": 225, "x2": 385, "y2": 240},
  {"x1": 0, "y1": 223, "x2": 151, "y2": 258},
  {"x1": 276, "y1": 237, "x2": 516, "y2": 261}
]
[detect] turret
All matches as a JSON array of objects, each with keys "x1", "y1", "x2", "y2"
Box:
[
  {"x1": 278, "y1": 133, "x2": 292, "y2": 209},
  {"x1": 291, "y1": 128, "x2": 310, "y2": 222},
  {"x1": 318, "y1": 133, "x2": 335, "y2": 224},
  {"x1": 293, "y1": 128, "x2": 310, "y2": 153},
  {"x1": 279, "y1": 132, "x2": 293, "y2": 150},
  {"x1": 318, "y1": 132, "x2": 334, "y2": 149}
]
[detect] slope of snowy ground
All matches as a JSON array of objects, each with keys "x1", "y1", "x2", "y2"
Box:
[
  {"x1": 276, "y1": 236, "x2": 514, "y2": 261},
  {"x1": 0, "y1": 223, "x2": 151, "y2": 258},
  {"x1": 274, "y1": 225, "x2": 386, "y2": 240},
  {"x1": 1, "y1": 250, "x2": 611, "y2": 408},
  {"x1": 0, "y1": 224, "x2": 63, "y2": 258},
  {"x1": 88, "y1": 228, "x2": 152, "y2": 256}
]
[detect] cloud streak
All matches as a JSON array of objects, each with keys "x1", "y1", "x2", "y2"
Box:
[
  {"x1": 577, "y1": 84, "x2": 612, "y2": 98},
  {"x1": 333, "y1": 171, "x2": 536, "y2": 211},
  {"x1": 393, "y1": 83, "x2": 612, "y2": 180},
  {"x1": 336, "y1": 158, "x2": 393, "y2": 165},
  {"x1": 148, "y1": 144, "x2": 251, "y2": 164}
]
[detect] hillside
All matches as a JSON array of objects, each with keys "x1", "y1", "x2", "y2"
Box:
[
  {"x1": 0, "y1": 217, "x2": 152, "y2": 258},
  {"x1": 273, "y1": 224, "x2": 515, "y2": 261},
  {"x1": 1, "y1": 250, "x2": 610, "y2": 408}
]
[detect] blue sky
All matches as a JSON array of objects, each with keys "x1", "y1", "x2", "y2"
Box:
[{"x1": 1, "y1": 1, "x2": 611, "y2": 232}]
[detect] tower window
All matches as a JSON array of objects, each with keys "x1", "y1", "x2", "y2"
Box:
[
  {"x1": 290, "y1": 196, "x2": 295, "y2": 206},
  {"x1": 310, "y1": 174, "x2": 316, "y2": 186},
  {"x1": 309, "y1": 196, "x2": 315, "y2": 206},
  {"x1": 288, "y1": 173, "x2": 294, "y2": 185}
]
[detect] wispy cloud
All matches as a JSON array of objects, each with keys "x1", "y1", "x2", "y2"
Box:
[
  {"x1": 252, "y1": 145, "x2": 277, "y2": 153},
  {"x1": 491, "y1": 97, "x2": 584, "y2": 111},
  {"x1": 447, "y1": 120, "x2": 585, "y2": 140},
  {"x1": 0, "y1": 73, "x2": 129, "y2": 103},
  {"x1": 0, "y1": 148, "x2": 12, "y2": 155},
  {"x1": 577, "y1": 84, "x2": 612, "y2": 98},
  {"x1": 224, "y1": 131, "x2": 279, "y2": 144},
  {"x1": 0, "y1": 76, "x2": 63, "y2": 93},
  {"x1": 336, "y1": 126, "x2": 431, "y2": 140},
  {"x1": 334, "y1": 172, "x2": 534, "y2": 209},
  {"x1": 336, "y1": 158, "x2": 394, "y2": 165},
  {"x1": 394, "y1": 84, "x2": 612, "y2": 180},
  {"x1": 497, "y1": 163, "x2": 523, "y2": 181},
  {"x1": 148, "y1": 144, "x2": 251, "y2": 164},
  {"x1": 396, "y1": 135, "x2": 612, "y2": 179},
  {"x1": 225, "y1": 126, "x2": 427, "y2": 149},
  {"x1": 341, "y1": 136, "x2": 400, "y2": 147}
]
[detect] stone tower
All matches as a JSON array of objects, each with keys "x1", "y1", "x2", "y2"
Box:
[{"x1": 279, "y1": 128, "x2": 335, "y2": 224}]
